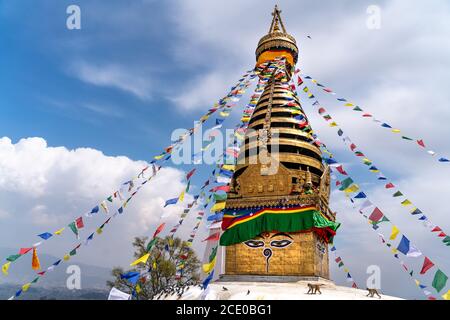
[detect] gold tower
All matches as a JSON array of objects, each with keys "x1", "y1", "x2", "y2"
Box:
[{"x1": 220, "y1": 6, "x2": 338, "y2": 280}]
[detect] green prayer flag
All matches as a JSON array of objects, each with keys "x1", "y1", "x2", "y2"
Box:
[
  {"x1": 432, "y1": 269, "x2": 448, "y2": 293},
  {"x1": 185, "y1": 181, "x2": 190, "y2": 193},
  {"x1": 209, "y1": 246, "x2": 218, "y2": 263},
  {"x1": 401, "y1": 136, "x2": 413, "y2": 141},
  {"x1": 393, "y1": 191, "x2": 403, "y2": 197},
  {"x1": 31, "y1": 277, "x2": 39, "y2": 284},
  {"x1": 338, "y1": 261, "x2": 344, "y2": 267},
  {"x1": 107, "y1": 196, "x2": 113, "y2": 202},
  {"x1": 353, "y1": 106, "x2": 363, "y2": 111},
  {"x1": 69, "y1": 249, "x2": 77, "y2": 256},
  {"x1": 442, "y1": 236, "x2": 450, "y2": 244},
  {"x1": 339, "y1": 177, "x2": 354, "y2": 191},
  {"x1": 146, "y1": 237, "x2": 158, "y2": 252},
  {"x1": 68, "y1": 221, "x2": 78, "y2": 237},
  {"x1": 213, "y1": 193, "x2": 227, "y2": 202},
  {"x1": 6, "y1": 254, "x2": 21, "y2": 262}
]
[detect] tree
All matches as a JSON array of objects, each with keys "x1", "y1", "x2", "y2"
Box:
[{"x1": 107, "y1": 236, "x2": 201, "y2": 300}]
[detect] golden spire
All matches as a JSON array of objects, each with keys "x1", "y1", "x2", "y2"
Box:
[
  {"x1": 255, "y1": 5, "x2": 299, "y2": 66},
  {"x1": 269, "y1": 5, "x2": 286, "y2": 33}
]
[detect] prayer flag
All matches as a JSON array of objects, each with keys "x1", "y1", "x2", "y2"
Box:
[
  {"x1": 389, "y1": 226, "x2": 400, "y2": 240},
  {"x1": 54, "y1": 227, "x2": 65, "y2": 235},
  {"x1": 396, "y1": 236, "x2": 410, "y2": 255},
  {"x1": 68, "y1": 221, "x2": 79, "y2": 238},
  {"x1": 202, "y1": 270, "x2": 214, "y2": 289},
  {"x1": 369, "y1": 207, "x2": 384, "y2": 222},
  {"x1": 420, "y1": 257, "x2": 434, "y2": 275},
  {"x1": 130, "y1": 253, "x2": 150, "y2": 266},
  {"x1": 38, "y1": 232, "x2": 52, "y2": 240},
  {"x1": 164, "y1": 198, "x2": 178, "y2": 207},
  {"x1": 203, "y1": 233, "x2": 220, "y2": 242},
  {"x1": 76, "y1": 217, "x2": 84, "y2": 229},
  {"x1": 432, "y1": 269, "x2": 448, "y2": 293},
  {"x1": 186, "y1": 169, "x2": 196, "y2": 180},
  {"x1": 153, "y1": 223, "x2": 165, "y2": 238},
  {"x1": 2, "y1": 262, "x2": 11, "y2": 275},
  {"x1": 211, "y1": 202, "x2": 226, "y2": 212},
  {"x1": 202, "y1": 257, "x2": 217, "y2": 273},
  {"x1": 401, "y1": 199, "x2": 412, "y2": 206}
]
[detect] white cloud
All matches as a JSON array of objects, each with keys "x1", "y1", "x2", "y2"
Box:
[
  {"x1": 0, "y1": 136, "x2": 192, "y2": 268},
  {"x1": 71, "y1": 61, "x2": 153, "y2": 100}
]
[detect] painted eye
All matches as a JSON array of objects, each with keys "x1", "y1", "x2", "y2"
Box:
[
  {"x1": 270, "y1": 239, "x2": 292, "y2": 248},
  {"x1": 244, "y1": 240, "x2": 265, "y2": 248}
]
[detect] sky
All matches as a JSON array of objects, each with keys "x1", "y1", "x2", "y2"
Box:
[{"x1": 0, "y1": 0, "x2": 450, "y2": 300}]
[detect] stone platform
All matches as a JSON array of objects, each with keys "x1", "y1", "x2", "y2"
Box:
[{"x1": 158, "y1": 279, "x2": 402, "y2": 300}]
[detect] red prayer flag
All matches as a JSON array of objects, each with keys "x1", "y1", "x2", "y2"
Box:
[
  {"x1": 385, "y1": 182, "x2": 395, "y2": 189},
  {"x1": 186, "y1": 169, "x2": 196, "y2": 180},
  {"x1": 75, "y1": 217, "x2": 84, "y2": 229},
  {"x1": 438, "y1": 232, "x2": 446, "y2": 237},
  {"x1": 431, "y1": 226, "x2": 442, "y2": 232},
  {"x1": 153, "y1": 223, "x2": 165, "y2": 238},
  {"x1": 19, "y1": 248, "x2": 33, "y2": 255},
  {"x1": 419, "y1": 257, "x2": 434, "y2": 275},
  {"x1": 210, "y1": 185, "x2": 230, "y2": 192},
  {"x1": 202, "y1": 232, "x2": 220, "y2": 242},
  {"x1": 352, "y1": 282, "x2": 358, "y2": 289},
  {"x1": 297, "y1": 76, "x2": 303, "y2": 86},
  {"x1": 427, "y1": 296, "x2": 437, "y2": 300},
  {"x1": 369, "y1": 207, "x2": 384, "y2": 222},
  {"x1": 336, "y1": 165, "x2": 348, "y2": 175},
  {"x1": 417, "y1": 140, "x2": 425, "y2": 148},
  {"x1": 350, "y1": 143, "x2": 357, "y2": 151},
  {"x1": 362, "y1": 113, "x2": 372, "y2": 117}
]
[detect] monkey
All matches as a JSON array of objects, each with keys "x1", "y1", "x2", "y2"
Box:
[
  {"x1": 366, "y1": 288, "x2": 382, "y2": 299},
  {"x1": 306, "y1": 283, "x2": 324, "y2": 295}
]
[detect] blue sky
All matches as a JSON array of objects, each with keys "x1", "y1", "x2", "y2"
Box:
[{"x1": 1, "y1": 0, "x2": 450, "y2": 300}]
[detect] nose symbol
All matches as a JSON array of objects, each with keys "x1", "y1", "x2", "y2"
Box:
[{"x1": 263, "y1": 248, "x2": 272, "y2": 272}]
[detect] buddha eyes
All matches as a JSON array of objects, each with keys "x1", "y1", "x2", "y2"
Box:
[
  {"x1": 244, "y1": 239, "x2": 293, "y2": 248},
  {"x1": 270, "y1": 239, "x2": 292, "y2": 248},
  {"x1": 244, "y1": 240, "x2": 265, "y2": 248}
]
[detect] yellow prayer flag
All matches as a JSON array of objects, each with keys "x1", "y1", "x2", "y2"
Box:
[
  {"x1": 414, "y1": 279, "x2": 420, "y2": 286},
  {"x1": 202, "y1": 257, "x2": 217, "y2": 273},
  {"x1": 178, "y1": 190, "x2": 185, "y2": 202},
  {"x1": 344, "y1": 103, "x2": 354, "y2": 107},
  {"x1": 344, "y1": 184, "x2": 359, "y2": 194},
  {"x1": 22, "y1": 283, "x2": 31, "y2": 292},
  {"x1": 136, "y1": 284, "x2": 142, "y2": 294},
  {"x1": 391, "y1": 248, "x2": 398, "y2": 254},
  {"x1": 63, "y1": 254, "x2": 70, "y2": 261},
  {"x1": 96, "y1": 227, "x2": 103, "y2": 235},
  {"x1": 210, "y1": 202, "x2": 226, "y2": 212},
  {"x1": 222, "y1": 164, "x2": 235, "y2": 171},
  {"x1": 392, "y1": 129, "x2": 401, "y2": 133},
  {"x1": 54, "y1": 227, "x2": 65, "y2": 235},
  {"x1": 401, "y1": 199, "x2": 412, "y2": 206},
  {"x1": 329, "y1": 122, "x2": 337, "y2": 127},
  {"x1": 389, "y1": 225, "x2": 400, "y2": 240},
  {"x1": 442, "y1": 289, "x2": 450, "y2": 300},
  {"x1": 344, "y1": 268, "x2": 349, "y2": 273},
  {"x1": 130, "y1": 253, "x2": 150, "y2": 266},
  {"x1": 152, "y1": 261, "x2": 157, "y2": 269},
  {"x1": 154, "y1": 154, "x2": 164, "y2": 160},
  {"x1": 2, "y1": 262, "x2": 11, "y2": 275}
]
